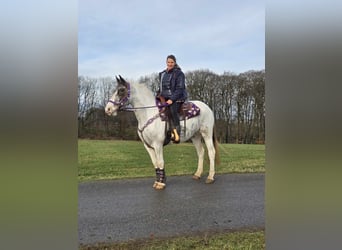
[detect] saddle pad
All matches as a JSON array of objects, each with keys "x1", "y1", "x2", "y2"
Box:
[{"x1": 156, "y1": 99, "x2": 200, "y2": 121}]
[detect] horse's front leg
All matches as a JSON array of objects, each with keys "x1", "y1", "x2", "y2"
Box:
[
  {"x1": 143, "y1": 143, "x2": 157, "y2": 168},
  {"x1": 142, "y1": 144, "x2": 160, "y2": 186},
  {"x1": 153, "y1": 144, "x2": 166, "y2": 190},
  {"x1": 143, "y1": 143, "x2": 166, "y2": 190}
]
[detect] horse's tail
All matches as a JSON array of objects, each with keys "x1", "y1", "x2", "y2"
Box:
[{"x1": 213, "y1": 125, "x2": 220, "y2": 165}]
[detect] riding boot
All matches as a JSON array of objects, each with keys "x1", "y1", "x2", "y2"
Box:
[
  {"x1": 175, "y1": 125, "x2": 181, "y2": 139},
  {"x1": 171, "y1": 128, "x2": 180, "y2": 143},
  {"x1": 170, "y1": 125, "x2": 180, "y2": 144}
]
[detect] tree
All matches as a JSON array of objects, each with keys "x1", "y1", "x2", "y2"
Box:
[
  {"x1": 216, "y1": 72, "x2": 237, "y2": 143},
  {"x1": 77, "y1": 69, "x2": 265, "y2": 143},
  {"x1": 78, "y1": 76, "x2": 97, "y2": 137},
  {"x1": 98, "y1": 77, "x2": 115, "y2": 136}
]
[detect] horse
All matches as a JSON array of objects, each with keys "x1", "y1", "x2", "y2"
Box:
[{"x1": 105, "y1": 75, "x2": 219, "y2": 190}]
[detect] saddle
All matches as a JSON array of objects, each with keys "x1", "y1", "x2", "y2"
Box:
[
  {"x1": 156, "y1": 97, "x2": 201, "y2": 145},
  {"x1": 155, "y1": 97, "x2": 200, "y2": 122}
]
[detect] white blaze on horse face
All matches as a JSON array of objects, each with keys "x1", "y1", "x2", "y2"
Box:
[
  {"x1": 105, "y1": 91, "x2": 120, "y2": 116},
  {"x1": 105, "y1": 102, "x2": 117, "y2": 116}
]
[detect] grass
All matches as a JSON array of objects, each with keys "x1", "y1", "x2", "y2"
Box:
[
  {"x1": 80, "y1": 230, "x2": 265, "y2": 250},
  {"x1": 78, "y1": 139, "x2": 265, "y2": 181}
]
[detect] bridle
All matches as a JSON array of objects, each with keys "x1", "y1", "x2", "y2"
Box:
[
  {"x1": 107, "y1": 81, "x2": 168, "y2": 111},
  {"x1": 108, "y1": 82, "x2": 131, "y2": 108}
]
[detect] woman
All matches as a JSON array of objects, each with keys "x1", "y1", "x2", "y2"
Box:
[{"x1": 157, "y1": 55, "x2": 188, "y2": 143}]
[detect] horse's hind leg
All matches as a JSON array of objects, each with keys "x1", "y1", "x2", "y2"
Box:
[
  {"x1": 203, "y1": 134, "x2": 216, "y2": 183},
  {"x1": 191, "y1": 132, "x2": 204, "y2": 180}
]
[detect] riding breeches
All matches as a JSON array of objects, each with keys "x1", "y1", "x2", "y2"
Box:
[{"x1": 169, "y1": 102, "x2": 180, "y2": 129}]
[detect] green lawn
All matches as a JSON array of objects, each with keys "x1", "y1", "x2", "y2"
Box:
[
  {"x1": 78, "y1": 139, "x2": 265, "y2": 181},
  {"x1": 80, "y1": 230, "x2": 265, "y2": 250}
]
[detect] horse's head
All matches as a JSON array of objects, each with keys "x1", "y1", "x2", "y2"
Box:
[{"x1": 105, "y1": 75, "x2": 130, "y2": 116}]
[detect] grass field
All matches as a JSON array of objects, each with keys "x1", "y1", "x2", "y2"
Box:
[
  {"x1": 80, "y1": 230, "x2": 265, "y2": 250},
  {"x1": 78, "y1": 139, "x2": 265, "y2": 181}
]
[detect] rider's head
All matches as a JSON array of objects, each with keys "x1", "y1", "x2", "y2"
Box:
[{"x1": 166, "y1": 54, "x2": 178, "y2": 71}]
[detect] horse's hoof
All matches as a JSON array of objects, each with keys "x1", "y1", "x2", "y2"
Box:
[
  {"x1": 192, "y1": 175, "x2": 201, "y2": 180},
  {"x1": 153, "y1": 182, "x2": 166, "y2": 190},
  {"x1": 205, "y1": 178, "x2": 215, "y2": 184}
]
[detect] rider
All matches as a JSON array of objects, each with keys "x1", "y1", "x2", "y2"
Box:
[{"x1": 157, "y1": 55, "x2": 187, "y2": 143}]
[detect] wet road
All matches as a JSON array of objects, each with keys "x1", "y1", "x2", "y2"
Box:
[{"x1": 79, "y1": 173, "x2": 264, "y2": 245}]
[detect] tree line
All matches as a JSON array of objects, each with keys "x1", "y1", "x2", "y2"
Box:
[{"x1": 78, "y1": 69, "x2": 265, "y2": 144}]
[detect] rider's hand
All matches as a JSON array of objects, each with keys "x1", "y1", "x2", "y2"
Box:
[{"x1": 166, "y1": 99, "x2": 173, "y2": 105}]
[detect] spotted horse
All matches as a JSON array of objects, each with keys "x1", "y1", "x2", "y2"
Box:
[{"x1": 105, "y1": 76, "x2": 219, "y2": 190}]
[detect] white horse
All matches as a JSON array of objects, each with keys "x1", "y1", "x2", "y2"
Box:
[{"x1": 105, "y1": 76, "x2": 219, "y2": 190}]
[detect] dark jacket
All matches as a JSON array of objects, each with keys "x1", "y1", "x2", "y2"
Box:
[{"x1": 158, "y1": 67, "x2": 187, "y2": 102}]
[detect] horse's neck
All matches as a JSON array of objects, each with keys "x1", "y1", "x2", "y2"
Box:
[{"x1": 130, "y1": 83, "x2": 158, "y2": 124}]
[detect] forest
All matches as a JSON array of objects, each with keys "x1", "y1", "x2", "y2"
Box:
[{"x1": 78, "y1": 69, "x2": 265, "y2": 144}]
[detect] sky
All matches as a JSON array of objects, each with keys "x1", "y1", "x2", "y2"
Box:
[{"x1": 78, "y1": 0, "x2": 264, "y2": 80}]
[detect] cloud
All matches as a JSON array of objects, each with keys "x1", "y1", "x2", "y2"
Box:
[{"x1": 79, "y1": 0, "x2": 264, "y2": 79}]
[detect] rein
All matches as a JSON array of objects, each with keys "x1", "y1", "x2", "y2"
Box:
[
  {"x1": 120, "y1": 105, "x2": 160, "y2": 111},
  {"x1": 108, "y1": 82, "x2": 170, "y2": 111},
  {"x1": 107, "y1": 81, "x2": 170, "y2": 149}
]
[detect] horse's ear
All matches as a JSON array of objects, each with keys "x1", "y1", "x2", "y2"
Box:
[
  {"x1": 115, "y1": 76, "x2": 120, "y2": 83},
  {"x1": 119, "y1": 75, "x2": 125, "y2": 82},
  {"x1": 119, "y1": 75, "x2": 128, "y2": 87}
]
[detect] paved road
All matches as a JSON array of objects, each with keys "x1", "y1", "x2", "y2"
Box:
[{"x1": 79, "y1": 173, "x2": 264, "y2": 245}]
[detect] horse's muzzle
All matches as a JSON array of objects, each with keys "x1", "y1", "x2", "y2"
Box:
[
  {"x1": 105, "y1": 105, "x2": 117, "y2": 116},
  {"x1": 105, "y1": 109, "x2": 117, "y2": 116}
]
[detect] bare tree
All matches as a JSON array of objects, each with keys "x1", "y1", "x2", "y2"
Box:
[
  {"x1": 248, "y1": 70, "x2": 265, "y2": 143},
  {"x1": 216, "y1": 72, "x2": 237, "y2": 143},
  {"x1": 78, "y1": 76, "x2": 97, "y2": 137},
  {"x1": 235, "y1": 70, "x2": 265, "y2": 143},
  {"x1": 97, "y1": 77, "x2": 116, "y2": 135},
  {"x1": 77, "y1": 68, "x2": 265, "y2": 143},
  {"x1": 138, "y1": 73, "x2": 159, "y2": 94}
]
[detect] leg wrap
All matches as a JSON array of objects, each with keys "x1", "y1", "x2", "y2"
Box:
[
  {"x1": 153, "y1": 168, "x2": 167, "y2": 189},
  {"x1": 156, "y1": 168, "x2": 166, "y2": 183},
  {"x1": 155, "y1": 168, "x2": 160, "y2": 181}
]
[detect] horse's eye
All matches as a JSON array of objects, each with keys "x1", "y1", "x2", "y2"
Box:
[{"x1": 118, "y1": 88, "x2": 125, "y2": 95}]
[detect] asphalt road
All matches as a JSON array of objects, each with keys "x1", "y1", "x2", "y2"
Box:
[{"x1": 79, "y1": 173, "x2": 264, "y2": 245}]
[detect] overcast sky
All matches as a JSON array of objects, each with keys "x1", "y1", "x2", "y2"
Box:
[{"x1": 79, "y1": 0, "x2": 264, "y2": 80}]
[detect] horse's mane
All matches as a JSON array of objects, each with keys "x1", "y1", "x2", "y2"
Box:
[{"x1": 133, "y1": 82, "x2": 155, "y2": 101}]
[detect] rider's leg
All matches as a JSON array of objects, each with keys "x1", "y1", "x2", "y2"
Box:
[{"x1": 169, "y1": 103, "x2": 180, "y2": 143}]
